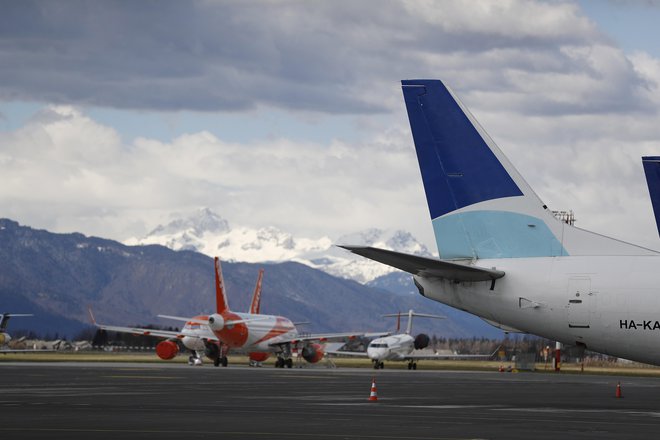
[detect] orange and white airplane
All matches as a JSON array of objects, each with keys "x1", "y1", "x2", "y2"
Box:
[{"x1": 92, "y1": 257, "x2": 385, "y2": 367}]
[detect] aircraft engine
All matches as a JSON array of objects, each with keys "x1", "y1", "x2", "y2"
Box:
[
  {"x1": 208, "y1": 314, "x2": 225, "y2": 332},
  {"x1": 414, "y1": 333, "x2": 430, "y2": 350},
  {"x1": 249, "y1": 352, "x2": 270, "y2": 362},
  {"x1": 156, "y1": 340, "x2": 179, "y2": 360},
  {"x1": 302, "y1": 343, "x2": 325, "y2": 363}
]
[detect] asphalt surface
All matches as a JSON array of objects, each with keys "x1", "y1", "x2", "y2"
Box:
[{"x1": 1, "y1": 362, "x2": 660, "y2": 439}]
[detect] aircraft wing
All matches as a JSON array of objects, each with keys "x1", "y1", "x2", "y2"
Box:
[
  {"x1": 268, "y1": 331, "x2": 389, "y2": 348},
  {"x1": 325, "y1": 350, "x2": 368, "y2": 358},
  {"x1": 89, "y1": 309, "x2": 219, "y2": 342},
  {"x1": 338, "y1": 245, "x2": 505, "y2": 282},
  {"x1": 93, "y1": 322, "x2": 188, "y2": 339},
  {"x1": 405, "y1": 353, "x2": 493, "y2": 360},
  {"x1": 405, "y1": 346, "x2": 500, "y2": 361}
]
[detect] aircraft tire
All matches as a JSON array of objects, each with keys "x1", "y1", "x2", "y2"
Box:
[
  {"x1": 213, "y1": 357, "x2": 221, "y2": 367},
  {"x1": 221, "y1": 356, "x2": 228, "y2": 367}
]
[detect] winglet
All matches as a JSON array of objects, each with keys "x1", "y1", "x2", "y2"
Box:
[
  {"x1": 214, "y1": 257, "x2": 230, "y2": 314},
  {"x1": 249, "y1": 269, "x2": 264, "y2": 314}
]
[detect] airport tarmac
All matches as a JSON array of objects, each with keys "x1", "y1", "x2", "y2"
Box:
[{"x1": 1, "y1": 362, "x2": 660, "y2": 439}]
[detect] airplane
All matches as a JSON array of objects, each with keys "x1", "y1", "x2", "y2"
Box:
[
  {"x1": 90, "y1": 263, "x2": 266, "y2": 366},
  {"x1": 340, "y1": 78, "x2": 660, "y2": 367},
  {"x1": 163, "y1": 257, "x2": 388, "y2": 368},
  {"x1": 332, "y1": 309, "x2": 494, "y2": 369},
  {"x1": 0, "y1": 313, "x2": 37, "y2": 353},
  {"x1": 93, "y1": 257, "x2": 386, "y2": 367}
]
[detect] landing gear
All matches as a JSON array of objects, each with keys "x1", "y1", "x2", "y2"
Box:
[
  {"x1": 213, "y1": 355, "x2": 228, "y2": 367},
  {"x1": 206, "y1": 343, "x2": 228, "y2": 367},
  {"x1": 373, "y1": 360, "x2": 384, "y2": 369},
  {"x1": 275, "y1": 357, "x2": 293, "y2": 368},
  {"x1": 407, "y1": 361, "x2": 417, "y2": 370},
  {"x1": 275, "y1": 343, "x2": 293, "y2": 368},
  {"x1": 188, "y1": 354, "x2": 202, "y2": 366}
]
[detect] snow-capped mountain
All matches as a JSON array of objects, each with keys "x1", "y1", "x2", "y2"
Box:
[{"x1": 125, "y1": 208, "x2": 434, "y2": 283}]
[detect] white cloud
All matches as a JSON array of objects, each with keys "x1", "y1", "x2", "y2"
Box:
[
  {"x1": 0, "y1": 106, "x2": 435, "y2": 244},
  {"x1": 3, "y1": 1, "x2": 660, "y2": 253}
]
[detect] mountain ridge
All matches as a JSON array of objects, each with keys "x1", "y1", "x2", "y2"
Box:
[
  {"x1": 125, "y1": 207, "x2": 433, "y2": 283},
  {"x1": 0, "y1": 218, "x2": 504, "y2": 339}
]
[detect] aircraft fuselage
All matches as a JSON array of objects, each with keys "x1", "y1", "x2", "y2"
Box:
[
  {"x1": 367, "y1": 334, "x2": 415, "y2": 361},
  {"x1": 416, "y1": 255, "x2": 660, "y2": 364}
]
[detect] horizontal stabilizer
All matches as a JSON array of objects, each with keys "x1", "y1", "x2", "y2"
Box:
[
  {"x1": 338, "y1": 245, "x2": 504, "y2": 282},
  {"x1": 383, "y1": 312, "x2": 445, "y2": 319}
]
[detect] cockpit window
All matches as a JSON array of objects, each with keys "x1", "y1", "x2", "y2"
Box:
[{"x1": 370, "y1": 343, "x2": 389, "y2": 348}]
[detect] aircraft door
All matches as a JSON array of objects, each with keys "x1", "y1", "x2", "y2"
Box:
[{"x1": 567, "y1": 277, "x2": 592, "y2": 329}]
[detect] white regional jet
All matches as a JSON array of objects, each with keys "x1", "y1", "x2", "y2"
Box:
[
  {"x1": 336, "y1": 309, "x2": 493, "y2": 370},
  {"x1": 341, "y1": 79, "x2": 660, "y2": 366}
]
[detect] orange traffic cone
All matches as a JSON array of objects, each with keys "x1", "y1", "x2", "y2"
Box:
[
  {"x1": 498, "y1": 365, "x2": 504, "y2": 372},
  {"x1": 616, "y1": 382, "x2": 622, "y2": 398},
  {"x1": 368, "y1": 377, "x2": 378, "y2": 402}
]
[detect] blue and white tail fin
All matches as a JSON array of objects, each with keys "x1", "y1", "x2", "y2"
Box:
[
  {"x1": 402, "y1": 80, "x2": 655, "y2": 259},
  {"x1": 642, "y1": 156, "x2": 660, "y2": 237}
]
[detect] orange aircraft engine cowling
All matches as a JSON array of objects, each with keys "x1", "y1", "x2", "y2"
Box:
[
  {"x1": 249, "y1": 352, "x2": 270, "y2": 362},
  {"x1": 156, "y1": 340, "x2": 179, "y2": 360},
  {"x1": 301, "y1": 343, "x2": 325, "y2": 363}
]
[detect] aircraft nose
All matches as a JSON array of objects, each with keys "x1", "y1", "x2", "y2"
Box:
[{"x1": 367, "y1": 347, "x2": 383, "y2": 359}]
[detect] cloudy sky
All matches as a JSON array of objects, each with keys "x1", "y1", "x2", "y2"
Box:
[{"x1": 3, "y1": 0, "x2": 660, "y2": 252}]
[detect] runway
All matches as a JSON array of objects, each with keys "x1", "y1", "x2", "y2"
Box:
[{"x1": 2, "y1": 362, "x2": 660, "y2": 439}]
